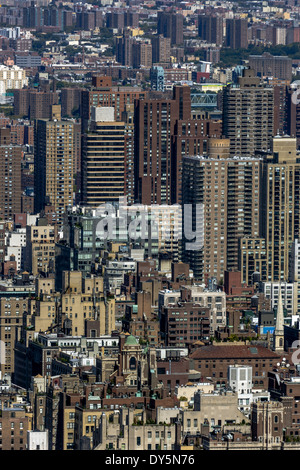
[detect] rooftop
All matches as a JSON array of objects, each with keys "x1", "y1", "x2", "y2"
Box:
[{"x1": 190, "y1": 344, "x2": 282, "y2": 360}]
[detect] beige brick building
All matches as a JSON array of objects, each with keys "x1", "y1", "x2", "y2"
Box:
[{"x1": 25, "y1": 219, "x2": 55, "y2": 276}]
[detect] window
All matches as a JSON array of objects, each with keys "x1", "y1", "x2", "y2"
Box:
[
  {"x1": 129, "y1": 357, "x2": 136, "y2": 370},
  {"x1": 136, "y1": 437, "x2": 141, "y2": 446}
]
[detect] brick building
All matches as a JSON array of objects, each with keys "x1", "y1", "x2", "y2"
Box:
[{"x1": 190, "y1": 343, "x2": 283, "y2": 389}]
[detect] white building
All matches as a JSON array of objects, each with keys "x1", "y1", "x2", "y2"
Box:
[
  {"x1": 228, "y1": 365, "x2": 270, "y2": 418},
  {"x1": 228, "y1": 364, "x2": 253, "y2": 417},
  {"x1": 5, "y1": 228, "x2": 27, "y2": 271},
  {"x1": 260, "y1": 281, "x2": 297, "y2": 317},
  {"x1": 103, "y1": 259, "x2": 136, "y2": 293},
  {"x1": 27, "y1": 430, "x2": 49, "y2": 450},
  {"x1": 158, "y1": 289, "x2": 181, "y2": 318},
  {"x1": 0, "y1": 65, "x2": 28, "y2": 92}
]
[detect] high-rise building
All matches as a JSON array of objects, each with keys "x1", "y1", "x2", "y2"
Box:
[
  {"x1": 223, "y1": 68, "x2": 274, "y2": 157},
  {"x1": 157, "y1": 11, "x2": 184, "y2": 45},
  {"x1": 273, "y1": 83, "x2": 289, "y2": 137},
  {"x1": 25, "y1": 218, "x2": 56, "y2": 275},
  {"x1": 81, "y1": 82, "x2": 146, "y2": 131},
  {"x1": 171, "y1": 125, "x2": 223, "y2": 205},
  {"x1": 81, "y1": 106, "x2": 125, "y2": 207},
  {"x1": 198, "y1": 15, "x2": 224, "y2": 46},
  {"x1": 134, "y1": 85, "x2": 191, "y2": 205},
  {"x1": 226, "y1": 158, "x2": 262, "y2": 271},
  {"x1": 286, "y1": 82, "x2": 300, "y2": 149},
  {"x1": 13, "y1": 89, "x2": 59, "y2": 120},
  {"x1": 60, "y1": 87, "x2": 82, "y2": 118},
  {"x1": 182, "y1": 154, "x2": 262, "y2": 284},
  {"x1": 122, "y1": 104, "x2": 135, "y2": 205},
  {"x1": 34, "y1": 114, "x2": 74, "y2": 227},
  {"x1": 116, "y1": 30, "x2": 134, "y2": 66},
  {"x1": 239, "y1": 237, "x2": 267, "y2": 285},
  {"x1": 106, "y1": 11, "x2": 125, "y2": 30},
  {"x1": 151, "y1": 35, "x2": 171, "y2": 64},
  {"x1": 132, "y1": 41, "x2": 152, "y2": 68},
  {"x1": 225, "y1": 18, "x2": 248, "y2": 49},
  {"x1": 261, "y1": 136, "x2": 300, "y2": 282},
  {"x1": 0, "y1": 144, "x2": 22, "y2": 221},
  {"x1": 182, "y1": 155, "x2": 226, "y2": 283}
]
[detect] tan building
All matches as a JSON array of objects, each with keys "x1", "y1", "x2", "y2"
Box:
[
  {"x1": 239, "y1": 237, "x2": 267, "y2": 284},
  {"x1": 152, "y1": 35, "x2": 171, "y2": 64},
  {"x1": 155, "y1": 391, "x2": 247, "y2": 435},
  {"x1": 29, "y1": 277, "x2": 58, "y2": 333},
  {"x1": 132, "y1": 41, "x2": 152, "y2": 68},
  {"x1": 182, "y1": 155, "x2": 261, "y2": 283},
  {"x1": 25, "y1": 219, "x2": 55, "y2": 276},
  {"x1": 175, "y1": 382, "x2": 214, "y2": 407},
  {"x1": 223, "y1": 68, "x2": 274, "y2": 157},
  {"x1": 193, "y1": 390, "x2": 247, "y2": 431},
  {"x1": 0, "y1": 295, "x2": 28, "y2": 377},
  {"x1": 61, "y1": 271, "x2": 115, "y2": 337},
  {"x1": 94, "y1": 408, "x2": 178, "y2": 451},
  {"x1": 34, "y1": 116, "x2": 74, "y2": 227},
  {"x1": 261, "y1": 136, "x2": 300, "y2": 281},
  {"x1": 62, "y1": 401, "x2": 76, "y2": 451}
]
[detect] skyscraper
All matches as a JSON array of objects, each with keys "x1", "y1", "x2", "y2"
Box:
[
  {"x1": 34, "y1": 112, "x2": 74, "y2": 227},
  {"x1": 182, "y1": 155, "x2": 227, "y2": 283},
  {"x1": 223, "y1": 68, "x2": 274, "y2": 156},
  {"x1": 81, "y1": 82, "x2": 146, "y2": 131},
  {"x1": 225, "y1": 18, "x2": 248, "y2": 49},
  {"x1": 226, "y1": 158, "x2": 262, "y2": 271},
  {"x1": 157, "y1": 11, "x2": 184, "y2": 46},
  {"x1": 81, "y1": 107, "x2": 126, "y2": 207},
  {"x1": 261, "y1": 136, "x2": 300, "y2": 282},
  {"x1": 134, "y1": 85, "x2": 191, "y2": 205},
  {"x1": 132, "y1": 41, "x2": 152, "y2": 68},
  {"x1": 198, "y1": 15, "x2": 224, "y2": 47},
  {"x1": 151, "y1": 35, "x2": 171, "y2": 64},
  {"x1": 0, "y1": 144, "x2": 22, "y2": 221},
  {"x1": 182, "y1": 153, "x2": 262, "y2": 283}
]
